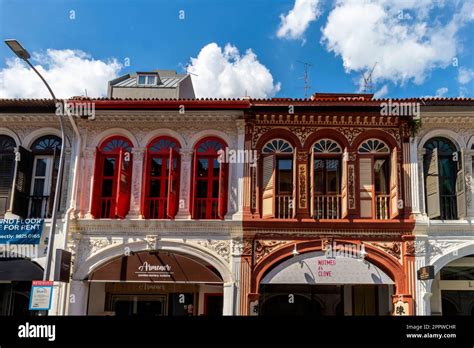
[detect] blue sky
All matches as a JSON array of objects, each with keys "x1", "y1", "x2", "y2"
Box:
[{"x1": 0, "y1": 0, "x2": 473, "y2": 99}]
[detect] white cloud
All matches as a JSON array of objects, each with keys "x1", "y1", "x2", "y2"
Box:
[
  {"x1": 458, "y1": 67, "x2": 474, "y2": 85},
  {"x1": 187, "y1": 43, "x2": 281, "y2": 98},
  {"x1": 0, "y1": 49, "x2": 122, "y2": 98},
  {"x1": 374, "y1": 84, "x2": 389, "y2": 98},
  {"x1": 277, "y1": 0, "x2": 321, "y2": 40},
  {"x1": 321, "y1": 0, "x2": 473, "y2": 86},
  {"x1": 435, "y1": 87, "x2": 448, "y2": 97}
]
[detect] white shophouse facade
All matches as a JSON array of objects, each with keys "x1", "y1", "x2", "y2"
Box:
[
  {"x1": 412, "y1": 101, "x2": 474, "y2": 315},
  {"x1": 64, "y1": 100, "x2": 249, "y2": 316}
]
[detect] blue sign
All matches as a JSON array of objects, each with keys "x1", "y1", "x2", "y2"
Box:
[
  {"x1": 29, "y1": 280, "x2": 54, "y2": 311},
  {"x1": 0, "y1": 219, "x2": 44, "y2": 244}
]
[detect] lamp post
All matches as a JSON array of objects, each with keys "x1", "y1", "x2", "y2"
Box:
[{"x1": 4, "y1": 40, "x2": 65, "y2": 313}]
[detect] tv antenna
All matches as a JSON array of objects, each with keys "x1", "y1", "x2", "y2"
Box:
[
  {"x1": 362, "y1": 62, "x2": 378, "y2": 93},
  {"x1": 179, "y1": 62, "x2": 198, "y2": 76},
  {"x1": 297, "y1": 60, "x2": 312, "y2": 98}
]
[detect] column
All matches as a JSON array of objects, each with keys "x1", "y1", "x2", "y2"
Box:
[
  {"x1": 409, "y1": 138, "x2": 422, "y2": 216},
  {"x1": 295, "y1": 151, "x2": 308, "y2": 218},
  {"x1": 232, "y1": 120, "x2": 245, "y2": 220},
  {"x1": 222, "y1": 282, "x2": 235, "y2": 315},
  {"x1": 83, "y1": 148, "x2": 95, "y2": 219},
  {"x1": 176, "y1": 149, "x2": 193, "y2": 219},
  {"x1": 127, "y1": 147, "x2": 145, "y2": 219},
  {"x1": 465, "y1": 150, "x2": 474, "y2": 219},
  {"x1": 67, "y1": 280, "x2": 90, "y2": 315}
]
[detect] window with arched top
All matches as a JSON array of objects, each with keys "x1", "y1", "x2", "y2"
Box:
[
  {"x1": 313, "y1": 139, "x2": 343, "y2": 154},
  {"x1": 0, "y1": 135, "x2": 16, "y2": 217},
  {"x1": 24, "y1": 135, "x2": 63, "y2": 218},
  {"x1": 261, "y1": 139, "x2": 295, "y2": 219},
  {"x1": 311, "y1": 139, "x2": 346, "y2": 220},
  {"x1": 357, "y1": 138, "x2": 398, "y2": 220},
  {"x1": 192, "y1": 137, "x2": 228, "y2": 220},
  {"x1": 358, "y1": 139, "x2": 389, "y2": 154},
  {"x1": 423, "y1": 137, "x2": 463, "y2": 220},
  {"x1": 142, "y1": 136, "x2": 181, "y2": 219},
  {"x1": 31, "y1": 135, "x2": 62, "y2": 154},
  {"x1": 262, "y1": 139, "x2": 294, "y2": 154},
  {"x1": 92, "y1": 136, "x2": 133, "y2": 219}
]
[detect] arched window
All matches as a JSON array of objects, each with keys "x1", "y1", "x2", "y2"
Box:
[
  {"x1": 0, "y1": 135, "x2": 16, "y2": 217},
  {"x1": 142, "y1": 136, "x2": 181, "y2": 219},
  {"x1": 25, "y1": 135, "x2": 62, "y2": 218},
  {"x1": 261, "y1": 139, "x2": 294, "y2": 219},
  {"x1": 423, "y1": 137, "x2": 462, "y2": 220},
  {"x1": 92, "y1": 136, "x2": 133, "y2": 219},
  {"x1": 311, "y1": 139, "x2": 345, "y2": 220},
  {"x1": 357, "y1": 138, "x2": 398, "y2": 220},
  {"x1": 192, "y1": 137, "x2": 228, "y2": 219}
]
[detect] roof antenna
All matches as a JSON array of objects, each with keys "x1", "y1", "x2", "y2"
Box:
[
  {"x1": 362, "y1": 62, "x2": 378, "y2": 93},
  {"x1": 179, "y1": 62, "x2": 198, "y2": 76},
  {"x1": 297, "y1": 60, "x2": 312, "y2": 98}
]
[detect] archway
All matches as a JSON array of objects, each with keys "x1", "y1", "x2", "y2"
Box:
[
  {"x1": 251, "y1": 240, "x2": 405, "y2": 316},
  {"x1": 72, "y1": 240, "x2": 233, "y2": 316}
]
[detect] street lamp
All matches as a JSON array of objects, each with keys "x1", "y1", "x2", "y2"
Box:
[{"x1": 4, "y1": 39, "x2": 65, "y2": 296}]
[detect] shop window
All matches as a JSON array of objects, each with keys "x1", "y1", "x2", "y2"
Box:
[
  {"x1": 261, "y1": 139, "x2": 295, "y2": 219},
  {"x1": 311, "y1": 139, "x2": 345, "y2": 219},
  {"x1": 423, "y1": 137, "x2": 464, "y2": 220},
  {"x1": 142, "y1": 136, "x2": 180, "y2": 219},
  {"x1": 0, "y1": 136, "x2": 16, "y2": 217},
  {"x1": 91, "y1": 136, "x2": 133, "y2": 219},
  {"x1": 191, "y1": 137, "x2": 228, "y2": 220},
  {"x1": 357, "y1": 139, "x2": 398, "y2": 220}
]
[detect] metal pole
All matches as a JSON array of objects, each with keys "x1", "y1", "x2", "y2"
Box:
[{"x1": 23, "y1": 59, "x2": 66, "y2": 313}]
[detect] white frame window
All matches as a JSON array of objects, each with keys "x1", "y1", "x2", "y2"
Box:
[
  {"x1": 28, "y1": 155, "x2": 54, "y2": 218},
  {"x1": 137, "y1": 74, "x2": 157, "y2": 86}
]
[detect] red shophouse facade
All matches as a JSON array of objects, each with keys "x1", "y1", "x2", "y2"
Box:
[{"x1": 240, "y1": 94, "x2": 417, "y2": 316}]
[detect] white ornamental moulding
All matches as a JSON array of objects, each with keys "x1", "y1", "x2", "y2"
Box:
[
  {"x1": 427, "y1": 240, "x2": 467, "y2": 258},
  {"x1": 88, "y1": 238, "x2": 121, "y2": 256},
  {"x1": 194, "y1": 240, "x2": 231, "y2": 263}
]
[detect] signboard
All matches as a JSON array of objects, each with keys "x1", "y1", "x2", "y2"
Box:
[
  {"x1": 0, "y1": 219, "x2": 44, "y2": 244},
  {"x1": 29, "y1": 280, "x2": 53, "y2": 311},
  {"x1": 261, "y1": 251, "x2": 394, "y2": 285},
  {"x1": 89, "y1": 251, "x2": 223, "y2": 283},
  {"x1": 54, "y1": 249, "x2": 72, "y2": 283},
  {"x1": 417, "y1": 265, "x2": 435, "y2": 280}
]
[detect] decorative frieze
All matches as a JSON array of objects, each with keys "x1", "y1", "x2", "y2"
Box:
[
  {"x1": 254, "y1": 240, "x2": 292, "y2": 262},
  {"x1": 195, "y1": 240, "x2": 231, "y2": 263},
  {"x1": 370, "y1": 242, "x2": 402, "y2": 261}
]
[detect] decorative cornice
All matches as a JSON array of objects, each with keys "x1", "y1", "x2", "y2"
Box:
[{"x1": 70, "y1": 219, "x2": 241, "y2": 236}]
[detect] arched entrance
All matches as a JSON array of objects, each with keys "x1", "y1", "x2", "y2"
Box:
[
  {"x1": 0, "y1": 258, "x2": 44, "y2": 316},
  {"x1": 430, "y1": 254, "x2": 474, "y2": 316},
  {"x1": 71, "y1": 241, "x2": 233, "y2": 316},
  {"x1": 250, "y1": 241, "x2": 408, "y2": 316}
]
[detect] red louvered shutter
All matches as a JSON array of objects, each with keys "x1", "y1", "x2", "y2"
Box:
[
  {"x1": 167, "y1": 148, "x2": 178, "y2": 219},
  {"x1": 218, "y1": 161, "x2": 229, "y2": 219},
  {"x1": 91, "y1": 147, "x2": 103, "y2": 218},
  {"x1": 115, "y1": 148, "x2": 132, "y2": 219},
  {"x1": 191, "y1": 149, "x2": 198, "y2": 219},
  {"x1": 141, "y1": 148, "x2": 150, "y2": 218}
]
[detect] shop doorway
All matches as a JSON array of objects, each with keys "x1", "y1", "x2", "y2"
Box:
[{"x1": 259, "y1": 284, "x2": 391, "y2": 316}]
